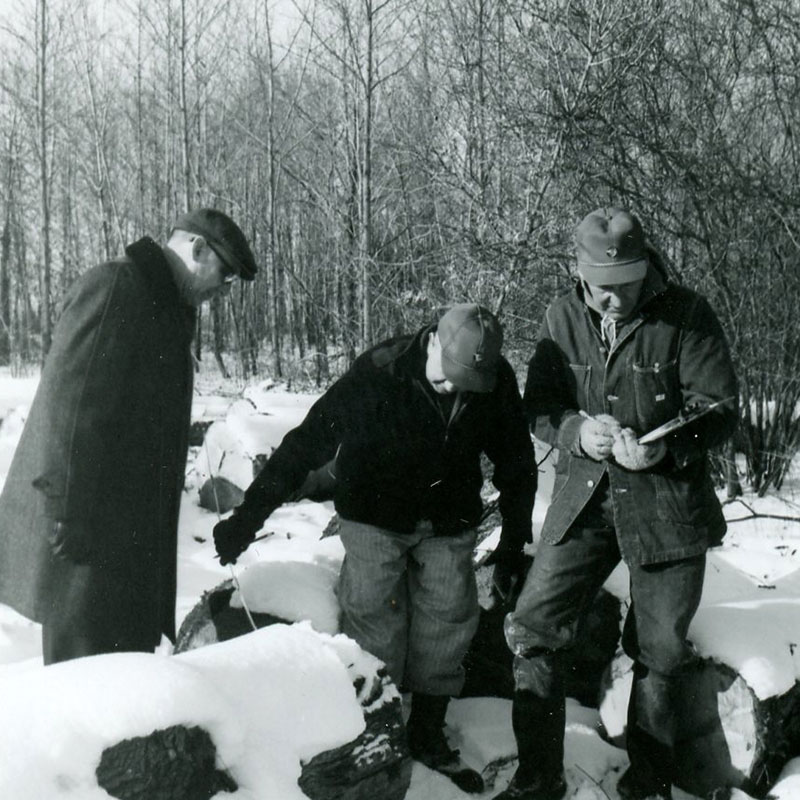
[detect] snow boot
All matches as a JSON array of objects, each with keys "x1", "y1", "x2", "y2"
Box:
[
  {"x1": 616, "y1": 766, "x2": 672, "y2": 800},
  {"x1": 493, "y1": 690, "x2": 567, "y2": 800},
  {"x1": 622, "y1": 664, "x2": 675, "y2": 800},
  {"x1": 492, "y1": 771, "x2": 567, "y2": 800},
  {"x1": 406, "y1": 693, "x2": 485, "y2": 794}
]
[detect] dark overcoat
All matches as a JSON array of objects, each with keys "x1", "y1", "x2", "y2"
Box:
[{"x1": 0, "y1": 237, "x2": 195, "y2": 647}]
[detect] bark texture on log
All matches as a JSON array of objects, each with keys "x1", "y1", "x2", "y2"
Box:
[
  {"x1": 600, "y1": 652, "x2": 800, "y2": 798},
  {"x1": 297, "y1": 675, "x2": 411, "y2": 800},
  {"x1": 96, "y1": 724, "x2": 237, "y2": 800}
]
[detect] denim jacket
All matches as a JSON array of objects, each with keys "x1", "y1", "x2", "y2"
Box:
[{"x1": 524, "y1": 266, "x2": 738, "y2": 565}]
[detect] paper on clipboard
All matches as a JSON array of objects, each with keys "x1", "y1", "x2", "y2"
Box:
[{"x1": 637, "y1": 397, "x2": 735, "y2": 445}]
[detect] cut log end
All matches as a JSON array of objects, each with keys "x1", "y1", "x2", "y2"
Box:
[
  {"x1": 96, "y1": 725, "x2": 236, "y2": 800},
  {"x1": 600, "y1": 652, "x2": 800, "y2": 798}
]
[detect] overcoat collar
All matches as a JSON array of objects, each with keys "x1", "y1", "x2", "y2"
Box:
[
  {"x1": 125, "y1": 237, "x2": 183, "y2": 310},
  {"x1": 125, "y1": 236, "x2": 197, "y2": 333}
]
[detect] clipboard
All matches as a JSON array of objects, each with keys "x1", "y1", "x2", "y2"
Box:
[{"x1": 637, "y1": 397, "x2": 735, "y2": 444}]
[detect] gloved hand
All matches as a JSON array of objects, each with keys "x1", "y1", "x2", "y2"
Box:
[
  {"x1": 49, "y1": 520, "x2": 93, "y2": 565},
  {"x1": 485, "y1": 548, "x2": 530, "y2": 606},
  {"x1": 579, "y1": 413, "x2": 621, "y2": 461},
  {"x1": 213, "y1": 514, "x2": 258, "y2": 566},
  {"x1": 612, "y1": 427, "x2": 667, "y2": 471}
]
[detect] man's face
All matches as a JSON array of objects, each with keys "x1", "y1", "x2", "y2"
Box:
[
  {"x1": 425, "y1": 332, "x2": 458, "y2": 395},
  {"x1": 186, "y1": 238, "x2": 236, "y2": 306},
  {"x1": 583, "y1": 279, "x2": 644, "y2": 321}
]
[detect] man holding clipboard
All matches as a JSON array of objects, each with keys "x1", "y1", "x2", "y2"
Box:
[{"x1": 495, "y1": 207, "x2": 738, "y2": 800}]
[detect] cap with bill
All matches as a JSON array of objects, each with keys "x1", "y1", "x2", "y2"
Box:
[
  {"x1": 575, "y1": 207, "x2": 648, "y2": 285},
  {"x1": 437, "y1": 303, "x2": 503, "y2": 393},
  {"x1": 174, "y1": 208, "x2": 258, "y2": 281}
]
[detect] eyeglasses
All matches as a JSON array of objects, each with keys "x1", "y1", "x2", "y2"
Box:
[
  {"x1": 220, "y1": 263, "x2": 236, "y2": 284},
  {"x1": 203, "y1": 239, "x2": 236, "y2": 284}
]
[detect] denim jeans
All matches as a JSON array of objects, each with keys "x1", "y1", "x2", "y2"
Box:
[{"x1": 506, "y1": 523, "x2": 705, "y2": 760}]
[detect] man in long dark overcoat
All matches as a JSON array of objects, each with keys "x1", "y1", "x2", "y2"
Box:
[{"x1": 0, "y1": 208, "x2": 257, "y2": 664}]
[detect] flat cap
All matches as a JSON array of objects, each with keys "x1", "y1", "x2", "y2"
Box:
[{"x1": 174, "y1": 208, "x2": 257, "y2": 281}]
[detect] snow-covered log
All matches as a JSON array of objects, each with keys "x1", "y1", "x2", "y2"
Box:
[
  {"x1": 0, "y1": 624, "x2": 394, "y2": 799},
  {"x1": 175, "y1": 581, "x2": 412, "y2": 800},
  {"x1": 296, "y1": 682, "x2": 411, "y2": 800},
  {"x1": 599, "y1": 651, "x2": 800, "y2": 797},
  {"x1": 598, "y1": 555, "x2": 800, "y2": 797},
  {"x1": 175, "y1": 579, "x2": 290, "y2": 651}
]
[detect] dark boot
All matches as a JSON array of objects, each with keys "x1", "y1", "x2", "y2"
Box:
[
  {"x1": 622, "y1": 664, "x2": 675, "y2": 800},
  {"x1": 617, "y1": 764, "x2": 671, "y2": 800},
  {"x1": 407, "y1": 693, "x2": 484, "y2": 794},
  {"x1": 493, "y1": 690, "x2": 567, "y2": 800}
]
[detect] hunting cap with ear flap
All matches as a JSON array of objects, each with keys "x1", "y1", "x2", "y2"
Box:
[
  {"x1": 173, "y1": 208, "x2": 258, "y2": 281},
  {"x1": 437, "y1": 303, "x2": 503, "y2": 393},
  {"x1": 575, "y1": 207, "x2": 648, "y2": 285}
]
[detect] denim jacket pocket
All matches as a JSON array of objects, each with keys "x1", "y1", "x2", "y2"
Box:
[
  {"x1": 654, "y1": 471, "x2": 718, "y2": 528},
  {"x1": 632, "y1": 359, "x2": 680, "y2": 430}
]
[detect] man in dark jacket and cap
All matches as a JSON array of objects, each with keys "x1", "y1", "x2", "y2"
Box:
[
  {"x1": 214, "y1": 303, "x2": 537, "y2": 794},
  {"x1": 0, "y1": 208, "x2": 257, "y2": 665},
  {"x1": 495, "y1": 207, "x2": 738, "y2": 800}
]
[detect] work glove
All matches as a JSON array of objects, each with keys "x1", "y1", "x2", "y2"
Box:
[
  {"x1": 485, "y1": 548, "x2": 530, "y2": 606},
  {"x1": 579, "y1": 413, "x2": 621, "y2": 461},
  {"x1": 213, "y1": 514, "x2": 259, "y2": 566},
  {"x1": 49, "y1": 520, "x2": 93, "y2": 565},
  {"x1": 612, "y1": 427, "x2": 667, "y2": 471}
]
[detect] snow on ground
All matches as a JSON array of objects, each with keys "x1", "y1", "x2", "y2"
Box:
[{"x1": 0, "y1": 368, "x2": 799, "y2": 799}]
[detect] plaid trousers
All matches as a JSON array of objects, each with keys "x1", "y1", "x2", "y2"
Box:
[{"x1": 337, "y1": 518, "x2": 479, "y2": 695}]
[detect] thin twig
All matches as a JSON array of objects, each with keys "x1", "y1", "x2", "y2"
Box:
[
  {"x1": 204, "y1": 442, "x2": 259, "y2": 632},
  {"x1": 574, "y1": 763, "x2": 612, "y2": 800},
  {"x1": 724, "y1": 498, "x2": 800, "y2": 524}
]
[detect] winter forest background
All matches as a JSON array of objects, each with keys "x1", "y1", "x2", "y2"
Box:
[{"x1": 1, "y1": 0, "x2": 800, "y2": 493}]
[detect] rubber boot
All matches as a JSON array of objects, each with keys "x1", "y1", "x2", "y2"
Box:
[
  {"x1": 620, "y1": 664, "x2": 675, "y2": 800},
  {"x1": 406, "y1": 693, "x2": 484, "y2": 794},
  {"x1": 493, "y1": 690, "x2": 567, "y2": 800}
]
